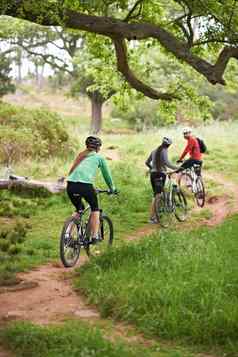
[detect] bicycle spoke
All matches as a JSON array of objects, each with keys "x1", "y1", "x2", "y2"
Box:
[
  {"x1": 154, "y1": 193, "x2": 172, "y2": 228},
  {"x1": 173, "y1": 189, "x2": 188, "y2": 222},
  {"x1": 86, "y1": 215, "x2": 113, "y2": 257},
  {"x1": 195, "y1": 177, "x2": 205, "y2": 207},
  {"x1": 60, "y1": 219, "x2": 80, "y2": 267}
]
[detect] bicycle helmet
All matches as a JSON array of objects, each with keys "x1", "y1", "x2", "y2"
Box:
[
  {"x1": 183, "y1": 127, "x2": 192, "y2": 135},
  {"x1": 162, "y1": 137, "x2": 172, "y2": 146},
  {"x1": 85, "y1": 136, "x2": 102, "y2": 149}
]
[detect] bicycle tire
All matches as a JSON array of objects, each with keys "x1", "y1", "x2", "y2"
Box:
[
  {"x1": 86, "y1": 214, "x2": 113, "y2": 257},
  {"x1": 154, "y1": 193, "x2": 170, "y2": 228},
  {"x1": 173, "y1": 188, "x2": 188, "y2": 222},
  {"x1": 195, "y1": 176, "x2": 205, "y2": 207},
  {"x1": 60, "y1": 217, "x2": 81, "y2": 268},
  {"x1": 178, "y1": 172, "x2": 193, "y2": 194}
]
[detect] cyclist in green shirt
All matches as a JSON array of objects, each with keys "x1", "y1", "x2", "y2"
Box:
[{"x1": 67, "y1": 136, "x2": 116, "y2": 242}]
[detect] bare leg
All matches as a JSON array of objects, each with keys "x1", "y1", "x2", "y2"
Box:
[{"x1": 89, "y1": 211, "x2": 100, "y2": 237}]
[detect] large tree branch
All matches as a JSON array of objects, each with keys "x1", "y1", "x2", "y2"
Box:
[
  {"x1": 113, "y1": 37, "x2": 177, "y2": 100},
  {"x1": 3, "y1": 4, "x2": 238, "y2": 90},
  {"x1": 213, "y1": 46, "x2": 238, "y2": 80},
  {"x1": 65, "y1": 11, "x2": 223, "y2": 85}
]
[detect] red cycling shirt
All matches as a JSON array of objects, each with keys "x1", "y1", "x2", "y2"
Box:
[{"x1": 179, "y1": 136, "x2": 202, "y2": 161}]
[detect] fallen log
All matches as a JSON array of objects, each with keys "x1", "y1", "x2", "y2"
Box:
[{"x1": 0, "y1": 177, "x2": 66, "y2": 195}]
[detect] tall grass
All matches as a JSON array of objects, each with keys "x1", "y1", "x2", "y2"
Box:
[
  {"x1": 76, "y1": 215, "x2": 238, "y2": 355},
  {"x1": 1, "y1": 321, "x2": 150, "y2": 357}
]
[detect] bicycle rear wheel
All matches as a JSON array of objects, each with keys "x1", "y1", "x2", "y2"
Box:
[
  {"x1": 173, "y1": 188, "x2": 188, "y2": 222},
  {"x1": 60, "y1": 217, "x2": 81, "y2": 267},
  {"x1": 195, "y1": 177, "x2": 205, "y2": 207},
  {"x1": 154, "y1": 193, "x2": 170, "y2": 228},
  {"x1": 86, "y1": 214, "x2": 113, "y2": 257}
]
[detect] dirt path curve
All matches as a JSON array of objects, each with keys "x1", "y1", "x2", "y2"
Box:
[
  {"x1": 0, "y1": 347, "x2": 13, "y2": 357},
  {"x1": 1, "y1": 173, "x2": 238, "y2": 326},
  {"x1": 0, "y1": 259, "x2": 99, "y2": 325},
  {"x1": 204, "y1": 173, "x2": 238, "y2": 226},
  {"x1": 1, "y1": 173, "x2": 238, "y2": 357}
]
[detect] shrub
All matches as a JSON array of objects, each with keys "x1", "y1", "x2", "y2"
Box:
[
  {"x1": 0, "y1": 102, "x2": 71, "y2": 164},
  {"x1": 8, "y1": 244, "x2": 22, "y2": 255},
  {"x1": 0, "y1": 239, "x2": 10, "y2": 252}
]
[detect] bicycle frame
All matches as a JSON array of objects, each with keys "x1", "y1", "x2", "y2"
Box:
[
  {"x1": 164, "y1": 174, "x2": 179, "y2": 212},
  {"x1": 74, "y1": 189, "x2": 113, "y2": 244},
  {"x1": 183, "y1": 166, "x2": 199, "y2": 194}
]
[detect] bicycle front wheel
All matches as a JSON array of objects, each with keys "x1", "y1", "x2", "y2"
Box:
[
  {"x1": 195, "y1": 177, "x2": 205, "y2": 207},
  {"x1": 178, "y1": 172, "x2": 193, "y2": 194},
  {"x1": 173, "y1": 189, "x2": 188, "y2": 222},
  {"x1": 154, "y1": 193, "x2": 171, "y2": 228},
  {"x1": 86, "y1": 214, "x2": 113, "y2": 257},
  {"x1": 60, "y1": 217, "x2": 81, "y2": 268}
]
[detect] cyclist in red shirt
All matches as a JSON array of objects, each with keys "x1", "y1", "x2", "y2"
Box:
[{"x1": 177, "y1": 128, "x2": 202, "y2": 173}]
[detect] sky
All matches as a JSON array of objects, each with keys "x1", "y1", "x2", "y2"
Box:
[{"x1": 0, "y1": 40, "x2": 72, "y2": 79}]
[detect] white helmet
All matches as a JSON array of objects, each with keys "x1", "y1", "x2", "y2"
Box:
[
  {"x1": 162, "y1": 137, "x2": 172, "y2": 146},
  {"x1": 183, "y1": 127, "x2": 192, "y2": 135}
]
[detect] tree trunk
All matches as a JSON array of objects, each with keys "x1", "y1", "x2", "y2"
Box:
[
  {"x1": 90, "y1": 95, "x2": 103, "y2": 134},
  {"x1": 17, "y1": 61, "x2": 22, "y2": 83}
]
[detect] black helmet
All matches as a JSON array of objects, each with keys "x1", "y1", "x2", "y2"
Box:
[{"x1": 85, "y1": 136, "x2": 102, "y2": 149}]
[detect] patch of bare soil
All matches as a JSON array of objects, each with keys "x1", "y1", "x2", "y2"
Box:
[
  {"x1": 0, "y1": 260, "x2": 99, "y2": 325},
  {"x1": 0, "y1": 347, "x2": 12, "y2": 357},
  {"x1": 126, "y1": 224, "x2": 158, "y2": 241},
  {"x1": 1, "y1": 172, "x2": 236, "y2": 357},
  {"x1": 204, "y1": 173, "x2": 238, "y2": 226}
]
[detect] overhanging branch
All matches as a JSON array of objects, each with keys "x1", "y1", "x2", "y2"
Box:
[
  {"x1": 3, "y1": 4, "x2": 238, "y2": 92},
  {"x1": 213, "y1": 46, "x2": 238, "y2": 80},
  {"x1": 113, "y1": 37, "x2": 177, "y2": 100}
]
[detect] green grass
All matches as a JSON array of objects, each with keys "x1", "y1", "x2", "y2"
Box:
[
  {"x1": 75, "y1": 215, "x2": 238, "y2": 356},
  {"x1": 0, "y1": 320, "x2": 207, "y2": 357},
  {"x1": 0, "y1": 161, "x2": 151, "y2": 285},
  {"x1": 0, "y1": 321, "x2": 150, "y2": 357},
  {"x1": 1, "y1": 121, "x2": 238, "y2": 290},
  {"x1": 1, "y1": 121, "x2": 238, "y2": 356}
]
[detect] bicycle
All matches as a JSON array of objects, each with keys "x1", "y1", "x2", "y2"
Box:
[
  {"x1": 178, "y1": 164, "x2": 205, "y2": 208},
  {"x1": 154, "y1": 172, "x2": 188, "y2": 228},
  {"x1": 60, "y1": 189, "x2": 116, "y2": 268}
]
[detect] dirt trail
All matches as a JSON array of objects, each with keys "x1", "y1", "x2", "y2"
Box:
[
  {"x1": 0, "y1": 347, "x2": 12, "y2": 357},
  {"x1": 1, "y1": 173, "x2": 238, "y2": 356},
  {"x1": 204, "y1": 173, "x2": 238, "y2": 226},
  {"x1": 0, "y1": 260, "x2": 99, "y2": 325}
]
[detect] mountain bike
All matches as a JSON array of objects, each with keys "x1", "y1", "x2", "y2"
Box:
[
  {"x1": 60, "y1": 189, "x2": 116, "y2": 268},
  {"x1": 154, "y1": 172, "x2": 188, "y2": 228},
  {"x1": 178, "y1": 164, "x2": 205, "y2": 207}
]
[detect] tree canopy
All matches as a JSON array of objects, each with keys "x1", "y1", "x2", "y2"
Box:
[{"x1": 1, "y1": 0, "x2": 238, "y2": 101}]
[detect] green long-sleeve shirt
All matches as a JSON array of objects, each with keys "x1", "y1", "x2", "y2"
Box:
[{"x1": 67, "y1": 152, "x2": 114, "y2": 189}]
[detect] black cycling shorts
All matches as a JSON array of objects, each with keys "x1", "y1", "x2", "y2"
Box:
[
  {"x1": 180, "y1": 159, "x2": 203, "y2": 175},
  {"x1": 67, "y1": 181, "x2": 99, "y2": 212},
  {"x1": 150, "y1": 172, "x2": 166, "y2": 196}
]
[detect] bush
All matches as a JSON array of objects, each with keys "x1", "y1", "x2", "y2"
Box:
[
  {"x1": 8, "y1": 244, "x2": 22, "y2": 255},
  {"x1": 0, "y1": 191, "x2": 45, "y2": 218},
  {"x1": 0, "y1": 239, "x2": 10, "y2": 252},
  {"x1": 0, "y1": 102, "x2": 71, "y2": 164}
]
